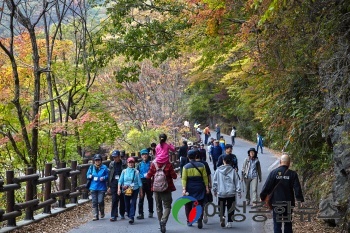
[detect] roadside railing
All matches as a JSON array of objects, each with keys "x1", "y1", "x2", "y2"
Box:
[{"x1": 0, "y1": 151, "x2": 180, "y2": 232}]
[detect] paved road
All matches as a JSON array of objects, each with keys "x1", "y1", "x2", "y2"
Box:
[{"x1": 69, "y1": 132, "x2": 279, "y2": 233}]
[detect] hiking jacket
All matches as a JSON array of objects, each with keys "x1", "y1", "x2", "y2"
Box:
[
  {"x1": 87, "y1": 164, "x2": 109, "y2": 191},
  {"x1": 241, "y1": 157, "x2": 262, "y2": 181},
  {"x1": 182, "y1": 160, "x2": 208, "y2": 200},
  {"x1": 178, "y1": 145, "x2": 188, "y2": 159},
  {"x1": 118, "y1": 167, "x2": 142, "y2": 190},
  {"x1": 108, "y1": 160, "x2": 126, "y2": 187},
  {"x1": 137, "y1": 159, "x2": 151, "y2": 179},
  {"x1": 146, "y1": 161, "x2": 177, "y2": 192},
  {"x1": 210, "y1": 145, "x2": 222, "y2": 160},
  {"x1": 260, "y1": 165, "x2": 304, "y2": 206},
  {"x1": 212, "y1": 164, "x2": 241, "y2": 198},
  {"x1": 217, "y1": 153, "x2": 238, "y2": 170}
]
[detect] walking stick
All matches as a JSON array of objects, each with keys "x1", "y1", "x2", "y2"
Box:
[{"x1": 241, "y1": 178, "x2": 245, "y2": 193}]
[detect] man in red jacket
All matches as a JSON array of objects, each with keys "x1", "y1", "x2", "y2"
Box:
[{"x1": 146, "y1": 160, "x2": 177, "y2": 233}]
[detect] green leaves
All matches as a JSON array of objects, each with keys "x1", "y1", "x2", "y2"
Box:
[{"x1": 96, "y1": 0, "x2": 190, "y2": 81}]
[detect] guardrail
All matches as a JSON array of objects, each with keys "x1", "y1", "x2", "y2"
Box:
[{"x1": 0, "y1": 151, "x2": 180, "y2": 232}]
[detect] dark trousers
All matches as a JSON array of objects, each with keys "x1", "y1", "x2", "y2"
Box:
[
  {"x1": 213, "y1": 159, "x2": 218, "y2": 171},
  {"x1": 154, "y1": 191, "x2": 173, "y2": 224},
  {"x1": 218, "y1": 196, "x2": 236, "y2": 222},
  {"x1": 231, "y1": 136, "x2": 235, "y2": 146},
  {"x1": 257, "y1": 144, "x2": 263, "y2": 153},
  {"x1": 185, "y1": 199, "x2": 204, "y2": 223},
  {"x1": 110, "y1": 186, "x2": 125, "y2": 218},
  {"x1": 273, "y1": 209, "x2": 293, "y2": 233},
  {"x1": 124, "y1": 189, "x2": 139, "y2": 219},
  {"x1": 216, "y1": 132, "x2": 220, "y2": 140},
  {"x1": 138, "y1": 179, "x2": 154, "y2": 215},
  {"x1": 204, "y1": 134, "x2": 209, "y2": 145}
]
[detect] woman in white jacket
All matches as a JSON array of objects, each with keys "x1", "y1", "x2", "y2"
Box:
[{"x1": 212, "y1": 154, "x2": 242, "y2": 228}]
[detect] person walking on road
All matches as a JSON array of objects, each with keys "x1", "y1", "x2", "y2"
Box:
[
  {"x1": 219, "y1": 136, "x2": 226, "y2": 152},
  {"x1": 230, "y1": 126, "x2": 236, "y2": 146},
  {"x1": 209, "y1": 140, "x2": 222, "y2": 171},
  {"x1": 195, "y1": 150, "x2": 212, "y2": 224},
  {"x1": 256, "y1": 133, "x2": 264, "y2": 154},
  {"x1": 198, "y1": 143, "x2": 207, "y2": 162},
  {"x1": 217, "y1": 144, "x2": 238, "y2": 171},
  {"x1": 207, "y1": 137, "x2": 215, "y2": 162},
  {"x1": 215, "y1": 124, "x2": 221, "y2": 140},
  {"x1": 203, "y1": 125, "x2": 210, "y2": 145},
  {"x1": 108, "y1": 150, "x2": 126, "y2": 221},
  {"x1": 146, "y1": 155, "x2": 177, "y2": 233},
  {"x1": 178, "y1": 141, "x2": 189, "y2": 177},
  {"x1": 260, "y1": 154, "x2": 304, "y2": 233},
  {"x1": 149, "y1": 143, "x2": 157, "y2": 160},
  {"x1": 182, "y1": 150, "x2": 209, "y2": 229},
  {"x1": 136, "y1": 149, "x2": 154, "y2": 219},
  {"x1": 241, "y1": 148, "x2": 262, "y2": 206},
  {"x1": 87, "y1": 154, "x2": 109, "y2": 221},
  {"x1": 212, "y1": 154, "x2": 242, "y2": 228},
  {"x1": 118, "y1": 157, "x2": 143, "y2": 224}
]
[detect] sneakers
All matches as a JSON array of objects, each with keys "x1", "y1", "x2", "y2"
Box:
[
  {"x1": 203, "y1": 214, "x2": 208, "y2": 224},
  {"x1": 129, "y1": 218, "x2": 134, "y2": 224},
  {"x1": 93, "y1": 216, "x2": 99, "y2": 221},
  {"x1": 110, "y1": 217, "x2": 116, "y2": 222},
  {"x1": 100, "y1": 213, "x2": 105, "y2": 218},
  {"x1": 246, "y1": 200, "x2": 251, "y2": 206},
  {"x1": 226, "y1": 222, "x2": 232, "y2": 228},
  {"x1": 160, "y1": 222, "x2": 166, "y2": 233},
  {"x1": 120, "y1": 215, "x2": 125, "y2": 220},
  {"x1": 187, "y1": 222, "x2": 193, "y2": 227},
  {"x1": 148, "y1": 212, "x2": 153, "y2": 218},
  {"x1": 137, "y1": 214, "x2": 144, "y2": 219},
  {"x1": 220, "y1": 218, "x2": 225, "y2": 228},
  {"x1": 197, "y1": 219, "x2": 203, "y2": 229}
]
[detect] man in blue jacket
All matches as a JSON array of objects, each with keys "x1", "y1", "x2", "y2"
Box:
[
  {"x1": 136, "y1": 149, "x2": 154, "y2": 219},
  {"x1": 87, "y1": 154, "x2": 109, "y2": 221},
  {"x1": 210, "y1": 140, "x2": 222, "y2": 171}
]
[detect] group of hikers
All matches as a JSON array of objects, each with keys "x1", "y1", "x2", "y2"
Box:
[{"x1": 87, "y1": 130, "x2": 304, "y2": 233}]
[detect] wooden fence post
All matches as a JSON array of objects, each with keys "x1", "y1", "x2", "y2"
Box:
[
  {"x1": 70, "y1": 161, "x2": 78, "y2": 204},
  {"x1": 6, "y1": 170, "x2": 16, "y2": 226},
  {"x1": 58, "y1": 162, "x2": 66, "y2": 208},
  {"x1": 43, "y1": 163, "x2": 52, "y2": 214},
  {"x1": 81, "y1": 159, "x2": 89, "y2": 199},
  {"x1": 25, "y1": 167, "x2": 34, "y2": 220}
]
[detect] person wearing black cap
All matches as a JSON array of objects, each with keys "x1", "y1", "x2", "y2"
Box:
[
  {"x1": 182, "y1": 150, "x2": 209, "y2": 229},
  {"x1": 108, "y1": 150, "x2": 126, "y2": 221},
  {"x1": 87, "y1": 154, "x2": 109, "y2": 221},
  {"x1": 241, "y1": 148, "x2": 262, "y2": 206},
  {"x1": 198, "y1": 143, "x2": 207, "y2": 162},
  {"x1": 209, "y1": 140, "x2": 222, "y2": 171},
  {"x1": 178, "y1": 141, "x2": 188, "y2": 177},
  {"x1": 216, "y1": 144, "x2": 238, "y2": 171}
]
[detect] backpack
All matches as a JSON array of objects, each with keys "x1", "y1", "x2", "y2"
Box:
[{"x1": 152, "y1": 162, "x2": 168, "y2": 192}]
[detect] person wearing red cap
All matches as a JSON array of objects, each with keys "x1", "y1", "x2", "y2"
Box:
[{"x1": 118, "y1": 157, "x2": 143, "y2": 224}]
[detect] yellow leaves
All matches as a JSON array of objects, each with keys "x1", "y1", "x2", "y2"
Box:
[{"x1": 206, "y1": 18, "x2": 219, "y2": 36}]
